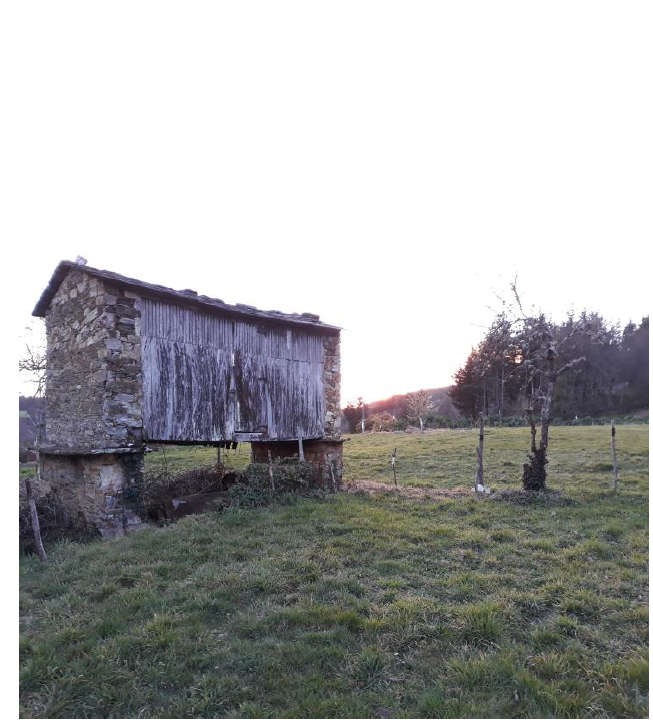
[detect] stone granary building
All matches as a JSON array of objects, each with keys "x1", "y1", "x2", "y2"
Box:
[{"x1": 33, "y1": 260, "x2": 342, "y2": 537}]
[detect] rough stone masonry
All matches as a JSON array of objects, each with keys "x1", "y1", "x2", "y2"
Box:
[
  {"x1": 34, "y1": 262, "x2": 342, "y2": 537},
  {"x1": 43, "y1": 270, "x2": 144, "y2": 452},
  {"x1": 38, "y1": 269, "x2": 146, "y2": 536}
]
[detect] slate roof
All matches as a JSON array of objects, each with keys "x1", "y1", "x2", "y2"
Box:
[{"x1": 32, "y1": 261, "x2": 340, "y2": 333}]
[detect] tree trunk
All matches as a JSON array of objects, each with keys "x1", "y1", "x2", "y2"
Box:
[
  {"x1": 540, "y1": 378, "x2": 555, "y2": 456},
  {"x1": 526, "y1": 408, "x2": 537, "y2": 453},
  {"x1": 495, "y1": 370, "x2": 500, "y2": 416},
  {"x1": 523, "y1": 404, "x2": 547, "y2": 492}
]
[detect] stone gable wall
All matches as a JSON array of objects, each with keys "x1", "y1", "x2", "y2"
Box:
[{"x1": 44, "y1": 270, "x2": 144, "y2": 452}]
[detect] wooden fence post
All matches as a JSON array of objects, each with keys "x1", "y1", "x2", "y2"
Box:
[
  {"x1": 392, "y1": 447, "x2": 397, "y2": 486},
  {"x1": 25, "y1": 478, "x2": 47, "y2": 563},
  {"x1": 611, "y1": 420, "x2": 619, "y2": 492},
  {"x1": 329, "y1": 460, "x2": 338, "y2": 493},
  {"x1": 267, "y1": 450, "x2": 275, "y2": 493},
  {"x1": 475, "y1": 413, "x2": 485, "y2": 493},
  {"x1": 297, "y1": 432, "x2": 305, "y2": 462}
]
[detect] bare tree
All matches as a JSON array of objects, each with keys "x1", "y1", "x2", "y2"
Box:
[
  {"x1": 503, "y1": 280, "x2": 586, "y2": 490},
  {"x1": 20, "y1": 322, "x2": 48, "y2": 561},
  {"x1": 19, "y1": 321, "x2": 47, "y2": 441},
  {"x1": 19, "y1": 329, "x2": 47, "y2": 399},
  {"x1": 406, "y1": 389, "x2": 434, "y2": 432}
]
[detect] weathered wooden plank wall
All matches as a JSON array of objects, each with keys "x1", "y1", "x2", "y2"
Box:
[{"x1": 141, "y1": 298, "x2": 325, "y2": 441}]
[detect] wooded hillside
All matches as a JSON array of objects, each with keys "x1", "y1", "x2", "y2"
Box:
[{"x1": 449, "y1": 314, "x2": 648, "y2": 421}]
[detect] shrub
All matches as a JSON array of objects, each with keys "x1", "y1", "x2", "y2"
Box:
[
  {"x1": 242, "y1": 458, "x2": 315, "y2": 492},
  {"x1": 132, "y1": 464, "x2": 236, "y2": 520},
  {"x1": 356, "y1": 414, "x2": 379, "y2": 432},
  {"x1": 371, "y1": 413, "x2": 396, "y2": 432},
  {"x1": 427, "y1": 415, "x2": 453, "y2": 429},
  {"x1": 522, "y1": 446, "x2": 548, "y2": 491},
  {"x1": 227, "y1": 484, "x2": 269, "y2": 509},
  {"x1": 355, "y1": 413, "x2": 401, "y2": 432}
]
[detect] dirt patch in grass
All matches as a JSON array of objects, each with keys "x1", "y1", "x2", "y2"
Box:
[
  {"x1": 343, "y1": 480, "x2": 471, "y2": 499},
  {"x1": 344, "y1": 480, "x2": 577, "y2": 505}
]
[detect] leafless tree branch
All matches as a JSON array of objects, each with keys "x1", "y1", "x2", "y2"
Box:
[{"x1": 552, "y1": 356, "x2": 586, "y2": 380}]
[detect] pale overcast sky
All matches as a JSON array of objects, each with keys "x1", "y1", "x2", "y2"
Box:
[{"x1": 8, "y1": 2, "x2": 650, "y2": 403}]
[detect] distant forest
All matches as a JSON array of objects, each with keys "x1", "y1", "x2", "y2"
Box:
[
  {"x1": 450, "y1": 313, "x2": 648, "y2": 421},
  {"x1": 344, "y1": 313, "x2": 648, "y2": 431}
]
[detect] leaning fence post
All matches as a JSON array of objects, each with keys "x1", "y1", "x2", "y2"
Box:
[
  {"x1": 475, "y1": 413, "x2": 485, "y2": 493},
  {"x1": 25, "y1": 478, "x2": 47, "y2": 563},
  {"x1": 392, "y1": 447, "x2": 397, "y2": 486},
  {"x1": 267, "y1": 450, "x2": 275, "y2": 493},
  {"x1": 329, "y1": 460, "x2": 338, "y2": 493},
  {"x1": 611, "y1": 420, "x2": 619, "y2": 492}
]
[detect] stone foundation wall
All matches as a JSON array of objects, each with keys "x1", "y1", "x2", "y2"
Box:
[
  {"x1": 250, "y1": 439, "x2": 344, "y2": 488},
  {"x1": 323, "y1": 335, "x2": 341, "y2": 438},
  {"x1": 44, "y1": 270, "x2": 144, "y2": 451},
  {"x1": 39, "y1": 452, "x2": 145, "y2": 537}
]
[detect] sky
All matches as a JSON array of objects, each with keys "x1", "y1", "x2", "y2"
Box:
[{"x1": 8, "y1": 1, "x2": 651, "y2": 403}]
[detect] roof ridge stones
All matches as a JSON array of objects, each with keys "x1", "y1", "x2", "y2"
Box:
[{"x1": 33, "y1": 260, "x2": 340, "y2": 334}]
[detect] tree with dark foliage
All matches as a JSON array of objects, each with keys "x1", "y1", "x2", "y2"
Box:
[
  {"x1": 449, "y1": 349, "x2": 483, "y2": 419},
  {"x1": 620, "y1": 317, "x2": 649, "y2": 409},
  {"x1": 450, "y1": 313, "x2": 649, "y2": 422},
  {"x1": 448, "y1": 280, "x2": 642, "y2": 490}
]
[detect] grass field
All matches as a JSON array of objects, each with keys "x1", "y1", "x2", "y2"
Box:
[
  {"x1": 20, "y1": 427, "x2": 648, "y2": 718},
  {"x1": 342, "y1": 426, "x2": 649, "y2": 492},
  {"x1": 146, "y1": 443, "x2": 252, "y2": 474}
]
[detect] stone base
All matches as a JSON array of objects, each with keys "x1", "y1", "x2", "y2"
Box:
[
  {"x1": 250, "y1": 439, "x2": 344, "y2": 489},
  {"x1": 39, "y1": 451, "x2": 146, "y2": 538}
]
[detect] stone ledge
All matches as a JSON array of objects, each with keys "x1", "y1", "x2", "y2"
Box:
[{"x1": 38, "y1": 445, "x2": 145, "y2": 456}]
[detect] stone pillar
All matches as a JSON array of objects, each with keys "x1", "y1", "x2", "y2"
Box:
[
  {"x1": 39, "y1": 450, "x2": 146, "y2": 538},
  {"x1": 323, "y1": 334, "x2": 342, "y2": 438}
]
